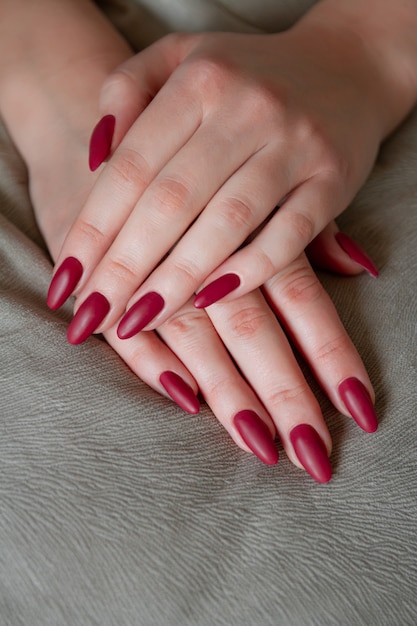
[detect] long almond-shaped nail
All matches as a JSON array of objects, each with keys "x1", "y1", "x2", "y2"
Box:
[
  {"x1": 67, "y1": 292, "x2": 110, "y2": 345},
  {"x1": 89, "y1": 114, "x2": 115, "y2": 171},
  {"x1": 338, "y1": 377, "x2": 378, "y2": 433},
  {"x1": 160, "y1": 371, "x2": 200, "y2": 415},
  {"x1": 47, "y1": 257, "x2": 83, "y2": 310},
  {"x1": 290, "y1": 424, "x2": 332, "y2": 483},
  {"x1": 117, "y1": 292, "x2": 164, "y2": 339},
  {"x1": 335, "y1": 232, "x2": 379, "y2": 277},
  {"x1": 194, "y1": 273, "x2": 241, "y2": 309},
  {"x1": 233, "y1": 410, "x2": 278, "y2": 465}
]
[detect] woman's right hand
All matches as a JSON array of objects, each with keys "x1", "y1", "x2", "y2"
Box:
[
  {"x1": 29, "y1": 127, "x2": 377, "y2": 483},
  {"x1": 0, "y1": 0, "x2": 378, "y2": 483},
  {"x1": 104, "y1": 242, "x2": 378, "y2": 483}
]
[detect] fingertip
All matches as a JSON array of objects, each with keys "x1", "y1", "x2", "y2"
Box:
[
  {"x1": 88, "y1": 114, "x2": 115, "y2": 171},
  {"x1": 307, "y1": 227, "x2": 379, "y2": 277}
]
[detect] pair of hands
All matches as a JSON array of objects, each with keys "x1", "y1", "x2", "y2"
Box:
[{"x1": 43, "y1": 29, "x2": 380, "y2": 482}]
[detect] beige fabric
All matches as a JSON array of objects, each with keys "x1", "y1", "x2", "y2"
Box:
[
  {"x1": 1, "y1": 2, "x2": 416, "y2": 625},
  {"x1": 98, "y1": 0, "x2": 317, "y2": 45}
]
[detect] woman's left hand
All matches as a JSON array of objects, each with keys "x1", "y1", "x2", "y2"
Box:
[{"x1": 49, "y1": 25, "x2": 387, "y2": 338}]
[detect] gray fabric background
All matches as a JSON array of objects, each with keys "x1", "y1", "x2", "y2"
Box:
[{"x1": 1, "y1": 1, "x2": 416, "y2": 624}]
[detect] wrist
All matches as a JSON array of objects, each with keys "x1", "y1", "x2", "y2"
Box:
[
  {"x1": 293, "y1": 0, "x2": 417, "y2": 141},
  {"x1": 0, "y1": 0, "x2": 131, "y2": 169}
]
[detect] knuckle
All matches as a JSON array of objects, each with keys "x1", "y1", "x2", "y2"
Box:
[
  {"x1": 250, "y1": 247, "x2": 277, "y2": 280},
  {"x1": 74, "y1": 219, "x2": 106, "y2": 247},
  {"x1": 250, "y1": 82, "x2": 286, "y2": 120},
  {"x1": 265, "y1": 382, "x2": 310, "y2": 409},
  {"x1": 104, "y1": 255, "x2": 140, "y2": 287},
  {"x1": 101, "y1": 68, "x2": 137, "y2": 102},
  {"x1": 152, "y1": 177, "x2": 193, "y2": 219},
  {"x1": 163, "y1": 307, "x2": 207, "y2": 339},
  {"x1": 314, "y1": 333, "x2": 354, "y2": 366},
  {"x1": 227, "y1": 305, "x2": 271, "y2": 340},
  {"x1": 284, "y1": 210, "x2": 315, "y2": 245},
  {"x1": 171, "y1": 256, "x2": 201, "y2": 290},
  {"x1": 108, "y1": 147, "x2": 152, "y2": 193},
  {"x1": 204, "y1": 373, "x2": 238, "y2": 404},
  {"x1": 216, "y1": 196, "x2": 255, "y2": 232},
  {"x1": 188, "y1": 54, "x2": 233, "y2": 94},
  {"x1": 278, "y1": 266, "x2": 323, "y2": 308}
]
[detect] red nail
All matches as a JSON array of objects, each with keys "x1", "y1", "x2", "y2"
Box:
[
  {"x1": 160, "y1": 371, "x2": 200, "y2": 415},
  {"x1": 290, "y1": 424, "x2": 332, "y2": 483},
  {"x1": 335, "y1": 232, "x2": 379, "y2": 277},
  {"x1": 194, "y1": 273, "x2": 240, "y2": 309},
  {"x1": 67, "y1": 292, "x2": 110, "y2": 345},
  {"x1": 338, "y1": 377, "x2": 378, "y2": 433},
  {"x1": 47, "y1": 257, "x2": 83, "y2": 310},
  {"x1": 117, "y1": 292, "x2": 164, "y2": 339},
  {"x1": 233, "y1": 410, "x2": 278, "y2": 465},
  {"x1": 89, "y1": 114, "x2": 115, "y2": 171}
]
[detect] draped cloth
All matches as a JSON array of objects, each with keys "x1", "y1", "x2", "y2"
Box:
[{"x1": 1, "y1": 1, "x2": 416, "y2": 624}]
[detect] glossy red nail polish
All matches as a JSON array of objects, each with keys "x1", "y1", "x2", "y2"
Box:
[
  {"x1": 89, "y1": 114, "x2": 115, "y2": 171},
  {"x1": 233, "y1": 410, "x2": 278, "y2": 465},
  {"x1": 160, "y1": 371, "x2": 200, "y2": 415},
  {"x1": 194, "y1": 273, "x2": 241, "y2": 309},
  {"x1": 117, "y1": 292, "x2": 164, "y2": 339},
  {"x1": 67, "y1": 292, "x2": 110, "y2": 345},
  {"x1": 335, "y1": 232, "x2": 379, "y2": 277},
  {"x1": 47, "y1": 257, "x2": 83, "y2": 310},
  {"x1": 290, "y1": 424, "x2": 332, "y2": 483},
  {"x1": 338, "y1": 377, "x2": 378, "y2": 433}
]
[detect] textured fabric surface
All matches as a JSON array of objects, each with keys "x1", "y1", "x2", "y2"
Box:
[{"x1": 1, "y1": 2, "x2": 417, "y2": 625}]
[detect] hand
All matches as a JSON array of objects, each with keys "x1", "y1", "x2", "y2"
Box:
[
  {"x1": 32, "y1": 129, "x2": 378, "y2": 484},
  {"x1": 0, "y1": 0, "x2": 378, "y2": 483},
  {"x1": 50, "y1": 22, "x2": 389, "y2": 339}
]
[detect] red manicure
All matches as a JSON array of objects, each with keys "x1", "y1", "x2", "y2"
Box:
[
  {"x1": 67, "y1": 292, "x2": 110, "y2": 345},
  {"x1": 194, "y1": 273, "x2": 241, "y2": 309},
  {"x1": 233, "y1": 410, "x2": 278, "y2": 465},
  {"x1": 89, "y1": 114, "x2": 115, "y2": 171},
  {"x1": 338, "y1": 377, "x2": 378, "y2": 433},
  {"x1": 335, "y1": 232, "x2": 379, "y2": 277},
  {"x1": 47, "y1": 257, "x2": 83, "y2": 310},
  {"x1": 117, "y1": 292, "x2": 164, "y2": 339},
  {"x1": 160, "y1": 371, "x2": 200, "y2": 415},
  {"x1": 290, "y1": 424, "x2": 332, "y2": 483}
]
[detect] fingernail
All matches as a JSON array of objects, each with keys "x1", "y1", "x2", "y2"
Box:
[
  {"x1": 338, "y1": 377, "x2": 378, "y2": 433},
  {"x1": 160, "y1": 371, "x2": 200, "y2": 415},
  {"x1": 47, "y1": 257, "x2": 83, "y2": 310},
  {"x1": 67, "y1": 292, "x2": 110, "y2": 345},
  {"x1": 290, "y1": 424, "x2": 332, "y2": 483},
  {"x1": 89, "y1": 114, "x2": 115, "y2": 171},
  {"x1": 233, "y1": 410, "x2": 278, "y2": 465},
  {"x1": 194, "y1": 273, "x2": 241, "y2": 309},
  {"x1": 335, "y1": 232, "x2": 379, "y2": 277},
  {"x1": 117, "y1": 292, "x2": 164, "y2": 339}
]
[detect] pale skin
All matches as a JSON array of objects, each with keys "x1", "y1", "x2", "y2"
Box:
[
  {"x1": 1, "y1": 0, "x2": 413, "y2": 479},
  {"x1": 47, "y1": 0, "x2": 417, "y2": 334}
]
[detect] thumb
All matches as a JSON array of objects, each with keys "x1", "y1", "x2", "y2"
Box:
[
  {"x1": 306, "y1": 221, "x2": 379, "y2": 277},
  {"x1": 89, "y1": 34, "x2": 189, "y2": 169}
]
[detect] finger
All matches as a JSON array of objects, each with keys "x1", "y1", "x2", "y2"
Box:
[
  {"x1": 306, "y1": 221, "x2": 379, "y2": 276},
  {"x1": 49, "y1": 43, "x2": 205, "y2": 317},
  {"x1": 263, "y1": 253, "x2": 378, "y2": 433},
  {"x1": 96, "y1": 34, "x2": 193, "y2": 155},
  {"x1": 193, "y1": 173, "x2": 348, "y2": 307},
  {"x1": 68, "y1": 116, "x2": 261, "y2": 343},
  {"x1": 103, "y1": 321, "x2": 200, "y2": 415},
  {"x1": 157, "y1": 300, "x2": 279, "y2": 466},
  {"x1": 114, "y1": 142, "x2": 290, "y2": 334},
  {"x1": 206, "y1": 290, "x2": 333, "y2": 483}
]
